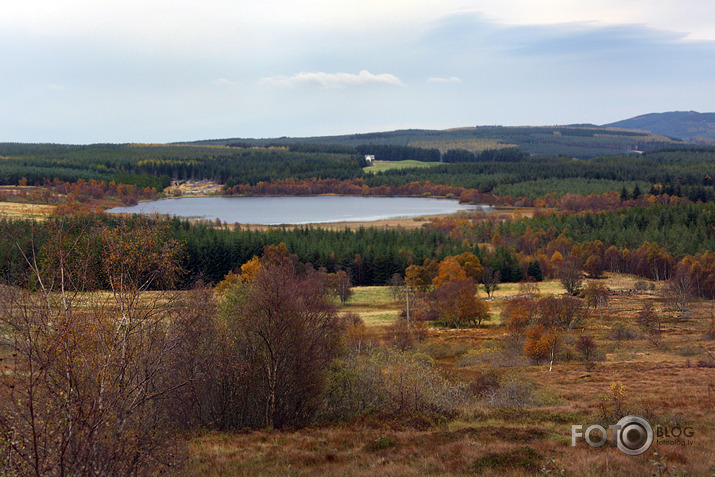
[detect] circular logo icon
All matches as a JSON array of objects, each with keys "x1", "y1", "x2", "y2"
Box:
[{"x1": 615, "y1": 415, "x2": 653, "y2": 456}]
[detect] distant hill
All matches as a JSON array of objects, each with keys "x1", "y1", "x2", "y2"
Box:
[
  {"x1": 186, "y1": 125, "x2": 686, "y2": 159},
  {"x1": 604, "y1": 111, "x2": 715, "y2": 144}
]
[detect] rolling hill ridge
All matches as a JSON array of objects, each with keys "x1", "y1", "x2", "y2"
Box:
[{"x1": 604, "y1": 111, "x2": 715, "y2": 143}]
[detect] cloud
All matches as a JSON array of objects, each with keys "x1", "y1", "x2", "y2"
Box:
[
  {"x1": 421, "y1": 12, "x2": 715, "y2": 64},
  {"x1": 261, "y1": 70, "x2": 405, "y2": 89},
  {"x1": 427, "y1": 76, "x2": 462, "y2": 83},
  {"x1": 212, "y1": 78, "x2": 236, "y2": 87}
]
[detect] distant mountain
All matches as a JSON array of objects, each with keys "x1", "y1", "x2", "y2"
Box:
[{"x1": 604, "y1": 111, "x2": 715, "y2": 143}]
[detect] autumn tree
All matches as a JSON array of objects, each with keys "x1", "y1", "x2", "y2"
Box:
[
  {"x1": 583, "y1": 281, "x2": 611, "y2": 324},
  {"x1": 454, "y1": 251, "x2": 483, "y2": 282},
  {"x1": 240, "y1": 255, "x2": 263, "y2": 281},
  {"x1": 536, "y1": 295, "x2": 586, "y2": 331},
  {"x1": 405, "y1": 258, "x2": 439, "y2": 293},
  {"x1": 583, "y1": 255, "x2": 605, "y2": 279},
  {"x1": 503, "y1": 296, "x2": 538, "y2": 340},
  {"x1": 328, "y1": 269, "x2": 353, "y2": 305},
  {"x1": 388, "y1": 273, "x2": 405, "y2": 301},
  {"x1": 342, "y1": 312, "x2": 369, "y2": 353},
  {"x1": 429, "y1": 279, "x2": 489, "y2": 328},
  {"x1": 557, "y1": 257, "x2": 583, "y2": 296},
  {"x1": 575, "y1": 335, "x2": 598, "y2": 371},
  {"x1": 575, "y1": 240, "x2": 605, "y2": 278},
  {"x1": 221, "y1": 258, "x2": 342, "y2": 429},
  {"x1": 524, "y1": 324, "x2": 562, "y2": 371},
  {"x1": 637, "y1": 301, "x2": 662, "y2": 348},
  {"x1": 663, "y1": 266, "x2": 695, "y2": 318},
  {"x1": 481, "y1": 265, "x2": 500, "y2": 298},
  {"x1": 432, "y1": 256, "x2": 467, "y2": 290}
]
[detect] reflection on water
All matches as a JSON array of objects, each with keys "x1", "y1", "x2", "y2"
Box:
[{"x1": 107, "y1": 196, "x2": 491, "y2": 225}]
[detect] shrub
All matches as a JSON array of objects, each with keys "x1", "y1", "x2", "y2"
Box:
[
  {"x1": 483, "y1": 375, "x2": 537, "y2": 408},
  {"x1": 467, "y1": 370, "x2": 502, "y2": 397},
  {"x1": 321, "y1": 347, "x2": 470, "y2": 425},
  {"x1": 575, "y1": 335, "x2": 603, "y2": 371},
  {"x1": 677, "y1": 346, "x2": 700, "y2": 357},
  {"x1": 597, "y1": 381, "x2": 630, "y2": 423},
  {"x1": 456, "y1": 341, "x2": 528, "y2": 368},
  {"x1": 633, "y1": 280, "x2": 656, "y2": 292},
  {"x1": 705, "y1": 315, "x2": 715, "y2": 340},
  {"x1": 608, "y1": 322, "x2": 641, "y2": 344},
  {"x1": 697, "y1": 355, "x2": 715, "y2": 368}
]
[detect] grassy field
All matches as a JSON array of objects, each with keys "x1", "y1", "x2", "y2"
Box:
[
  {"x1": 343, "y1": 286, "x2": 401, "y2": 326},
  {"x1": 409, "y1": 138, "x2": 517, "y2": 154},
  {"x1": 182, "y1": 274, "x2": 715, "y2": 476},
  {"x1": 0, "y1": 201, "x2": 55, "y2": 219},
  {"x1": 364, "y1": 160, "x2": 442, "y2": 173}
]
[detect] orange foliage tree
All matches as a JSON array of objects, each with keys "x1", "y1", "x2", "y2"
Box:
[{"x1": 429, "y1": 279, "x2": 489, "y2": 328}]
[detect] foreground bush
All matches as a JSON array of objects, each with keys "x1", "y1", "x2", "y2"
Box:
[
  {"x1": 321, "y1": 347, "x2": 470, "y2": 426},
  {"x1": 0, "y1": 218, "x2": 194, "y2": 476}
]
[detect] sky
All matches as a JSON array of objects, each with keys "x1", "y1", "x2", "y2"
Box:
[{"x1": 1, "y1": 0, "x2": 714, "y2": 144}]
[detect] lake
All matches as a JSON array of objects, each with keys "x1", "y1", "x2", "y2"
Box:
[{"x1": 107, "y1": 196, "x2": 489, "y2": 225}]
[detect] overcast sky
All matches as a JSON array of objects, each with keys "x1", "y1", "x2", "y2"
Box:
[{"x1": 2, "y1": 0, "x2": 714, "y2": 143}]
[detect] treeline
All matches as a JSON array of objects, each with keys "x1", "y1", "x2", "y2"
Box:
[
  {"x1": 1, "y1": 177, "x2": 160, "y2": 206},
  {"x1": 0, "y1": 214, "x2": 479, "y2": 287},
  {"x1": 442, "y1": 148, "x2": 528, "y2": 163},
  {"x1": 426, "y1": 202, "x2": 715, "y2": 297},
  {"x1": 196, "y1": 125, "x2": 683, "y2": 158},
  {"x1": 355, "y1": 144, "x2": 441, "y2": 162},
  {"x1": 3, "y1": 142, "x2": 713, "y2": 203},
  {"x1": 167, "y1": 221, "x2": 485, "y2": 286},
  {"x1": 4, "y1": 212, "x2": 575, "y2": 288},
  {"x1": 223, "y1": 176, "x2": 700, "y2": 216},
  {"x1": 218, "y1": 146, "x2": 713, "y2": 202},
  {"x1": 366, "y1": 149, "x2": 715, "y2": 199},
  {"x1": 0, "y1": 143, "x2": 364, "y2": 189}
]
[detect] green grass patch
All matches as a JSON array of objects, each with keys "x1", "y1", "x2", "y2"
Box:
[
  {"x1": 342, "y1": 286, "x2": 401, "y2": 326},
  {"x1": 364, "y1": 436, "x2": 398, "y2": 451},
  {"x1": 364, "y1": 160, "x2": 441, "y2": 173},
  {"x1": 348, "y1": 286, "x2": 394, "y2": 305}
]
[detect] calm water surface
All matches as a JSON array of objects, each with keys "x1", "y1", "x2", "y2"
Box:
[{"x1": 107, "y1": 196, "x2": 489, "y2": 225}]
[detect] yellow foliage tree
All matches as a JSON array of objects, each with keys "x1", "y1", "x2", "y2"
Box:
[
  {"x1": 432, "y1": 256, "x2": 467, "y2": 290},
  {"x1": 454, "y1": 251, "x2": 483, "y2": 282},
  {"x1": 240, "y1": 256, "x2": 263, "y2": 281}
]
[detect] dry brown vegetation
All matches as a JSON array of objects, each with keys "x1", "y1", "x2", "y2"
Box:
[{"x1": 182, "y1": 275, "x2": 715, "y2": 476}]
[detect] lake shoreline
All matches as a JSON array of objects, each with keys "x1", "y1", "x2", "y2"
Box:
[{"x1": 108, "y1": 195, "x2": 490, "y2": 226}]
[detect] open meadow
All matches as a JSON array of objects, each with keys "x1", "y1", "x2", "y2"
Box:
[
  {"x1": 364, "y1": 160, "x2": 442, "y2": 173},
  {"x1": 181, "y1": 275, "x2": 715, "y2": 476}
]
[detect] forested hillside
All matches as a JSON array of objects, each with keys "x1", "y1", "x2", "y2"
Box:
[
  {"x1": 187, "y1": 125, "x2": 684, "y2": 158},
  {"x1": 605, "y1": 111, "x2": 715, "y2": 143},
  {"x1": 3, "y1": 142, "x2": 714, "y2": 203},
  {"x1": 0, "y1": 143, "x2": 365, "y2": 189}
]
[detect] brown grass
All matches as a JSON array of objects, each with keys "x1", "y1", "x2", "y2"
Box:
[
  {"x1": 182, "y1": 274, "x2": 715, "y2": 476},
  {"x1": 0, "y1": 201, "x2": 55, "y2": 219}
]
